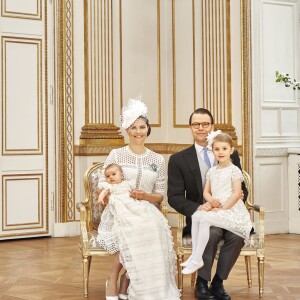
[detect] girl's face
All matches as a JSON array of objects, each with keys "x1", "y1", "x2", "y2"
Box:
[
  {"x1": 212, "y1": 141, "x2": 234, "y2": 164},
  {"x1": 126, "y1": 118, "x2": 148, "y2": 145}
]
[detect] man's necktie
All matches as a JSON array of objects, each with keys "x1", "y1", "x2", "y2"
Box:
[{"x1": 203, "y1": 147, "x2": 211, "y2": 168}]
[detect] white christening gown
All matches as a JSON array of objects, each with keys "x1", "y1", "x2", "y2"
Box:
[{"x1": 97, "y1": 146, "x2": 180, "y2": 300}]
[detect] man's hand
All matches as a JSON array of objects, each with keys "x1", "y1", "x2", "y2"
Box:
[{"x1": 197, "y1": 202, "x2": 212, "y2": 211}]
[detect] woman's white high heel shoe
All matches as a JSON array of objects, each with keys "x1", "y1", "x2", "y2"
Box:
[
  {"x1": 105, "y1": 280, "x2": 118, "y2": 300},
  {"x1": 118, "y1": 294, "x2": 128, "y2": 300}
]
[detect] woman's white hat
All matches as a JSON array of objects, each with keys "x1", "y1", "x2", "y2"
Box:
[{"x1": 121, "y1": 96, "x2": 148, "y2": 129}]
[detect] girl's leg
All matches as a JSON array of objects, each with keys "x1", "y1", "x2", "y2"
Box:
[
  {"x1": 181, "y1": 216, "x2": 201, "y2": 267},
  {"x1": 106, "y1": 252, "x2": 123, "y2": 296},
  {"x1": 182, "y1": 218, "x2": 211, "y2": 274}
]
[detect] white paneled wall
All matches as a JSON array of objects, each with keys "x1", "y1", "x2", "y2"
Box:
[{"x1": 252, "y1": 0, "x2": 300, "y2": 233}]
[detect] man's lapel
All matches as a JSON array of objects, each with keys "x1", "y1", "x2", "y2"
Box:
[{"x1": 184, "y1": 145, "x2": 203, "y2": 196}]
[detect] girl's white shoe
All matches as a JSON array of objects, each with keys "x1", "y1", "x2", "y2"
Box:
[
  {"x1": 180, "y1": 256, "x2": 192, "y2": 267},
  {"x1": 118, "y1": 294, "x2": 129, "y2": 300},
  {"x1": 182, "y1": 260, "x2": 204, "y2": 275}
]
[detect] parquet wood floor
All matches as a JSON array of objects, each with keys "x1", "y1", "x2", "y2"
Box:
[{"x1": 0, "y1": 233, "x2": 299, "y2": 300}]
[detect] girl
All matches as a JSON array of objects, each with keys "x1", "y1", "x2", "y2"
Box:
[{"x1": 181, "y1": 131, "x2": 252, "y2": 275}]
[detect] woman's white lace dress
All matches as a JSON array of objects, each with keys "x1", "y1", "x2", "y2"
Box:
[
  {"x1": 97, "y1": 146, "x2": 180, "y2": 300},
  {"x1": 195, "y1": 164, "x2": 252, "y2": 240}
]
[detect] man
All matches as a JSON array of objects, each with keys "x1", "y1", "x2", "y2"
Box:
[{"x1": 167, "y1": 108, "x2": 247, "y2": 300}]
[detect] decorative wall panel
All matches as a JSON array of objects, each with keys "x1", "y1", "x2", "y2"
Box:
[
  {"x1": 2, "y1": 37, "x2": 42, "y2": 155},
  {"x1": 120, "y1": 0, "x2": 161, "y2": 126},
  {"x1": 172, "y1": 0, "x2": 233, "y2": 127},
  {"x1": 255, "y1": 0, "x2": 300, "y2": 144},
  {"x1": 2, "y1": 174, "x2": 43, "y2": 231},
  {"x1": 1, "y1": 0, "x2": 42, "y2": 20}
]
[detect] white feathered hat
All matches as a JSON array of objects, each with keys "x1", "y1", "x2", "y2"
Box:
[{"x1": 121, "y1": 96, "x2": 148, "y2": 129}]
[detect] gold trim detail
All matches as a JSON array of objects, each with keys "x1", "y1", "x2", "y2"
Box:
[
  {"x1": 56, "y1": 1, "x2": 75, "y2": 222},
  {"x1": 202, "y1": 0, "x2": 232, "y2": 125},
  {"x1": 74, "y1": 142, "x2": 243, "y2": 156},
  {"x1": 1, "y1": 0, "x2": 42, "y2": 20},
  {"x1": 65, "y1": 0, "x2": 75, "y2": 222},
  {"x1": 241, "y1": 0, "x2": 252, "y2": 173},
  {"x1": 80, "y1": 124, "x2": 124, "y2": 146},
  {"x1": 2, "y1": 37, "x2": 43, "y2": 156}
]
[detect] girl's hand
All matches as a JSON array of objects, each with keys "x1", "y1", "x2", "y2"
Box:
[
  {"x1": 212, "y1": 207, "x2": 221, "y2": 212},
  {"x1": 197, "y1": 202, "x2": 212, "y2": 211},
  {"x1": 211, "y1": 198, "x2": 222, "y2": 208},
  {"x1": 130, "y1": 189, "x2": 147, "y2": 200}
]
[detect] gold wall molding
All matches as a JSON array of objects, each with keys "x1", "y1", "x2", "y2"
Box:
[
  {"x1": 56, "y1": 0, "x2": 75, "y2": 222},
  {"x1": 241, "y1": 0, "x2": 252, "y2": 174},
  {"x1": 74, "y1": 142, "x2": 242, "y2": 157},
  {"x1": 1, "y1": 0, "x2": 42, "y2": 20},
  {"x1": 202, "y1": 0, "x2": 232, "y2": 125}
]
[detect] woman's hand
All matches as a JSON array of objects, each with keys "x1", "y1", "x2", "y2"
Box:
[
  {"x1": 130, "y1": 190, "x2": 163, "y2": 203},
  {"x1": 130, "y1": 189, "x2": 147, "y2": 200}
]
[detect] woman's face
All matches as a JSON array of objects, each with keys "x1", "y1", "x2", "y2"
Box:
[{"x1": 126, "y1": 118, "x2": 148, "y2": 145}]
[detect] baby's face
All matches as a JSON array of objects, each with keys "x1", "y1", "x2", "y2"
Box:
[{"x1": 105, "y1": 166, "x2": 123, "y2": 184}]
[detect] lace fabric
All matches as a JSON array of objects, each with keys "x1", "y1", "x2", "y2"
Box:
[
  {"x1": 200, "y1": 164, "x2": 253, "y2": 240},
  {"x1": 97, "y1": 146, "x2": 180, "y2": 299}
]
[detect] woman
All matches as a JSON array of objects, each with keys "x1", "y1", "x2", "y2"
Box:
[{"x1": 97, "y1": 98, "x2": 180, "y2": 300}]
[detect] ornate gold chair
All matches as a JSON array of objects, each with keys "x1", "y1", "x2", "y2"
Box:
[
  {"x1": 173, "y1": 170, "x2": 265, "y2": 297},
  {"x1": 77, "y1": 162, "x2": 169, "y2": 297},
  {"x1": 76, "y1": 162, "x2": 109, "y2": 297}
]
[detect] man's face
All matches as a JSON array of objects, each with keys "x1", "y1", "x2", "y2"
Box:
[{"x1": 190, "y1": 113, "x2": 213, "y2": 146}]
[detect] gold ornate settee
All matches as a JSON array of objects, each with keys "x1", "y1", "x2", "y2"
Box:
[{"x1": 173, "y1": 170, "x2": 265, "y2": 297}]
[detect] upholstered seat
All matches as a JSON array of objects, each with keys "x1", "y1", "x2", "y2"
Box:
[{"x1": 173, "y1": 170, "x2": 265, "y2": 297}]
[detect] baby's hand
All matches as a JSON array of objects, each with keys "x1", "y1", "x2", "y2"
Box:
[
  {"x1": 95, "y1": 189, "x2": 110, "y2": 206},
  {"x1": 211, "y1": 198, "x2": 222, "y2": 208}
]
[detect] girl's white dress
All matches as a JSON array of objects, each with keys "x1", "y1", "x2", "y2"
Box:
[
  {"x1": 97, "y1": 146, "x2": 180, "y2": 300},
  {"x1": 195, "y1": 164, "x2": 252, "y2": 240}
]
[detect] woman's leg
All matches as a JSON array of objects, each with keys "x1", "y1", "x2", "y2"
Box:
[
  {"x1": 106, "y1": 252, "x2": 123, "y2": 296},
  {"x1": 119, "y1": 270, "x2": 130, "y2": 296}
]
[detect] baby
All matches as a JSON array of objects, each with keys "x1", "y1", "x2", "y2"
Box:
[{"x1": 95, "y1": 163, "x2": 136, "y2": 206}]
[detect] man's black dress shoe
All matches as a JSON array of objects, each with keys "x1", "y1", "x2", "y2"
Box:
[
  {"x1": 195, "y1": 281, "x2": 216, "y2": 299},
  {"x1": 210, "y1": 282, "x2": 231, "y2": 300}
]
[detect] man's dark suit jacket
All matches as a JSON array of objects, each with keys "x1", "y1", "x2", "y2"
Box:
[{"x1": 167, "y1": 145, "x2": 248, "y2": 236}]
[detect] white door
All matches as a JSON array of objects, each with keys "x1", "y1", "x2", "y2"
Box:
[{"x1": 0, "y1": 0, "x2": 53, "y2": 239}]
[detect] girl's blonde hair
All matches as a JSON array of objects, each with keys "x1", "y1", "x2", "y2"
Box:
[{"x1": 212, "y1": 133, "x2": 233, "y2": 148}]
